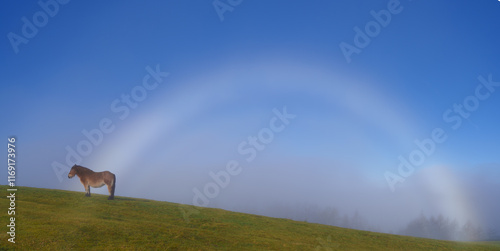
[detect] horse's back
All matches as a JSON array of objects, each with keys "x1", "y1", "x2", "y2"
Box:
[{"x1": 100, "y1": 170, "x2": 114, "y2": 176}]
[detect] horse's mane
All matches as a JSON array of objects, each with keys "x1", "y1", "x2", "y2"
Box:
[{"x1": 73, "y1": 165, "x2": 94, "y2": 175}]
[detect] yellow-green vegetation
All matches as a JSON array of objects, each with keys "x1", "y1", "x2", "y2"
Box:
[{"x1": 0, "y1": 185, "x2": 499, "y2": 250}]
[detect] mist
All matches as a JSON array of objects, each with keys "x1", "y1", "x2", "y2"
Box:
[{"x1": 2, "y1": 0, "x2": 499, "y2": 243}]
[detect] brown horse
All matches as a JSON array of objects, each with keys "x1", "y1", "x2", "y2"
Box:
[{"x1": 68, "y1": 164, "x2": 116, "y2": 200}]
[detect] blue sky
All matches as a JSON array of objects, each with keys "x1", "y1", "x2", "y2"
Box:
[{"x1": 1, "y1": 1, "x2": 500, "y2": 233}]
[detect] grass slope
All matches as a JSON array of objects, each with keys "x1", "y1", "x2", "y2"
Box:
[{"x1": 0, "y1": 186, "x2": 499, "y2": 250}]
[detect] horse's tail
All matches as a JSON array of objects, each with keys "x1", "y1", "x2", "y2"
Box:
[{"x1": 111, "y1": 174, "x2": 116, "y2": 197}]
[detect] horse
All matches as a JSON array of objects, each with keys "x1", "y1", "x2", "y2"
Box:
[{"x1": 68, "y1": 164, "x2": 116, "y2": 200}]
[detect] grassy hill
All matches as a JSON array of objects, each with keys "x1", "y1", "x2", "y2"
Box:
[{"x1": 1, "y1": 186, "x2": 499, "y2": 250}]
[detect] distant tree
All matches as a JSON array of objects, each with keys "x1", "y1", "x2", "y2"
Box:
[
  {"x1": 460, "y1": 220, "x2": 484, "y2": 241},
  {"x1": 263, "y1": 203, "x2": 377, "y2": 232},
  {"x1": 446, "y1": 218, "x2": 459, "y2": 240},
  {"x1": 350, "y1": 210, "x2": 367, "y2": 230},
  {"x1": 319, "y1": 207, "x2": 339, "y2": 226},
  {"x1": 340, "y1": 214, "x2": 350, "y2": 228},
  {"x1": 484, "y1": 228, "x2": 500, "y2": 241},
  {"x1": 302, "y1": 204, "x2": 321, "y2": 223},
  {"x1": 403, "y1": 211, "x2": 429, "y2": 238},
  {"x1": 402, "y1": 213, "x2": 485, "y2": 241}
]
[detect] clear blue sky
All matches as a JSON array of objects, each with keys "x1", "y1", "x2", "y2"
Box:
[{"x1": 1, "y1": 0, "x2": 499, "y2": 232}]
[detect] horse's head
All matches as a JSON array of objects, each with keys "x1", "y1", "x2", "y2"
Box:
[{"x1": 68, "y1": 164, "x2": 78, "y2": 178}]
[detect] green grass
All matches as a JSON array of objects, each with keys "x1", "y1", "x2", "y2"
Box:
[{"x1": 0, "y1": 186, "x2": 499, "y2": 250}]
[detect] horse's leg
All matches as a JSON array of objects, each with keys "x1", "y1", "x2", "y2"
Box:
[
  {"x1": 107, "y1": 184, "x2": 114, "y2": 200},
  {"x1": 80, "y1": 179, "x2": 90, "y2": 197},
  {"x1": 82, "y1": 183, "x2": 89, "y2": 197}
]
